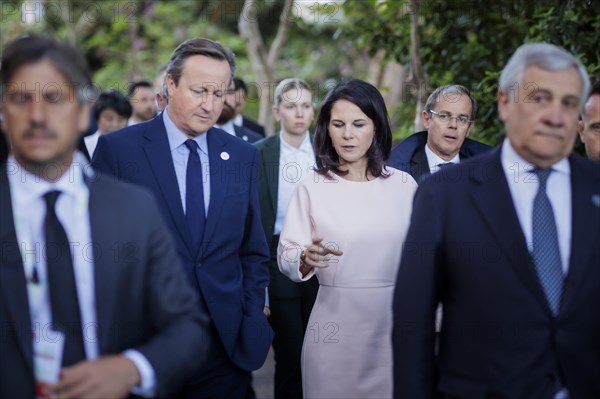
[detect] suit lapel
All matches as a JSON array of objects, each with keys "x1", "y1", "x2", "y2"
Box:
[
  {"x1": 412, "y1": 146, "x2": 431, "y2": 182},
  {"x1": 201, "y1": 129, "x2": 228, "y2": 256},
  {"x1": 0, "y1": 167, "x2": 34, "y2": 372},
  {"x1": 469, "y1": 150, "x2": 550, "y2": 313},
  {"x1": 263, "y1": 135, "x2": 280, "y2": 220},
  {"x1": 141, "y1": 116, "x2": 195, "y2": 256},
  {"x1": 560, "y1": 156, "x2": 600, "y2": 313}
]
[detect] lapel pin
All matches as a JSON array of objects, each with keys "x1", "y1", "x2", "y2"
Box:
[
  {"x1": 592, "y1": 194, "x2": 600, "y2": 207},
  {"x1": 220, "y1": 151, "x2": 230, "y2": 161}
]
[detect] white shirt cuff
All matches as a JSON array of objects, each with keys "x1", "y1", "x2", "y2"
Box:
[
  {"x1": 265, "y1": 287, "x2": 270, "y2": 308},
  {"x1": 123, "y1": 349, "x2": 157, "y2": 397}
]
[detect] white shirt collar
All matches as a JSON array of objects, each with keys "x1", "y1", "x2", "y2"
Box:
[
  {"x1": 215, "y1": 121, "x2": 236, "y2": 136},
  {"x1": 500, "y1": 137, "x2": 570, "y2": 177},
  {"x1": 232, "y1": 114, "x2": 243, "y2": 126},
  {"x1": 280, "y1": 131, "x2": 312, "y2": 153},
  {"x1": 7, "y1": 152, "x2": 88, "y2": 203},
  {"x1": 425, "y1": 143, "x2": 460, "y2": 173},
  {"x1": 163, "y1": 107, "x2": 208, "y2": 155}
]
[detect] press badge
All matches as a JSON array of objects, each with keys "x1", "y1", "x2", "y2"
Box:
[{"x1": 33, "y1": 328, "x2": 64, "y2": 399}]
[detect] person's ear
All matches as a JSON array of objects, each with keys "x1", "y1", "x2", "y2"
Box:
[
  {"x1": 272, "y1": 106, "x2": 281, "y2": 122},
  {"x1": 578, "y1": 120, "x2": 586, "y2": 143},
  {"x1": 422, "y1": 110, "x2": 432, "y2": 129}
]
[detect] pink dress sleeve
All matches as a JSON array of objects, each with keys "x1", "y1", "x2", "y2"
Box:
[{"x1": 277, "y1": 181, "x2": 316, "y2": 282}]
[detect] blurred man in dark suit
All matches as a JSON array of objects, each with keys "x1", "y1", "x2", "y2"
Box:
[{"x1": 0, "y1": 34, "x2": 209, "y2": 399}]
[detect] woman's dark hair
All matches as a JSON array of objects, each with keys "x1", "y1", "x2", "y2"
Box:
[
  {"x1": 93, "y1": 89, "x2": 133, "y2": 122},
  {"x1": 313, "y1": 79, "x2": 392, "y2": 179}
]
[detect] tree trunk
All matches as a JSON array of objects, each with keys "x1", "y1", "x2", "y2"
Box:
[
  {"x1": 127, "y1": 13, "x2": 143, "y2": 82},
  {"x1": 380, "y1": 61, "x2": 406, "y2": 131},
  {"x1": 365, "y1": 49, "x2": 386, "y2": 86},
  {"x1": 410, "y1": 0, "x2": 428, "y2": 132},
  {"x1": 239, "y1": 0, "x2": 294, "y2": 136}
]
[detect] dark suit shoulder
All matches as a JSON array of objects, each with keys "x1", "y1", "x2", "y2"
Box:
[
  {"x1": 234, "y1": 125, "x2": 262, "y2": 143},
  {"x1": 87, "y1": 169, "x2": 157, "y2": 205},
  {"x1": 254, "y1": 134, "x2": 279, "y2": 151},
  {"x1": 242, "y1": 116, "x2": 265, "y2": 136},
  {"x1": 210, "y1": 126, "x2": 258, "y2": 154},
  {"x1": 388, "y1": 131, "x2": 428, "y2": 171},
  {"x1": 570, "y1": 152, "x2": 600, "y2": 177},
  {"x1": 419, "y1": 148, "x2": 502, "y2": 192},
  {"x1": 460, "y1": 137, "x2": 494, "y2": 158}
]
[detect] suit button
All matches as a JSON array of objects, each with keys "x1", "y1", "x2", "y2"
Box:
[{"x1": 196, "y1": 262, "x2": 202, "y2": 268}]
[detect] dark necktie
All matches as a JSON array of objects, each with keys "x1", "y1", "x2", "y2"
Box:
[
  {"x1": 438, "y1": 162, "x2": 453, "y2": 169},
  {"x1": 44, "y1": 190, "x2": 86, "y2": 366},
  {"x1": 184, "y1": 139, "x2": 206, "y2": 252},
  {"x1": 531, "y1": 169, "x2": 563, "y2": 316}
]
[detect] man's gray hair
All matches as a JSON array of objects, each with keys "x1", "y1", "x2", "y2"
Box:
[
  {"x1": 424, "y1": 84, "x2": 478, "y2": 121},
  {"x1": 166, "y1": 38, "x2": 235, "y2": 89},
  {"x1": 499, "y1": 42, "x2": 590, "y2": 110}
]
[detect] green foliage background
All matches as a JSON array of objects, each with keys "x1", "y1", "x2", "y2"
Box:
[
  {"x1": 1, "y1": 0, "x2": 598, "y2": 147},
  {"x1": 340, "y1": 0, "x2": 600, "y2": 146}
]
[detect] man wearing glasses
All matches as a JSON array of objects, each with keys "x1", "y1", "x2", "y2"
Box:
[
  {"x1": 578, "y1": 79, "x2": 600, "y2": 161},
  {"x1": 388, "y1": 84, "x2": 492, "y2": 182}
]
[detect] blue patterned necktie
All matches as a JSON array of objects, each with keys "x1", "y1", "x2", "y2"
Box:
[
  {"x1": 532, "y1": 168, "x2": 563, "y2": 316},
  {"x1": 184, "y1": 139, "x2": 205, "y2": 253}
]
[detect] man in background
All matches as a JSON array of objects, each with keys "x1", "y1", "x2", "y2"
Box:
[
  {"x1": 127, "y1": 80, "x2": 157, "y2": 125},
  {"x1": 232, "y1": 77, "x2": 265, "y2": 137},
  {"x1": 578, "y1": 79, "x2": 600, "y2": 161},
  {"x1": 216, "y1": 81, "x2": 262, "y2": 143},
  {"x1": 388, "y1": 84, "x2": 492, "y2": 182}
]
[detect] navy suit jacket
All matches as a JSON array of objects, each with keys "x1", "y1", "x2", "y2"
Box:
[
  {"x1": 0, "y1": 163, "x2": 209, "y2": 398},
  {"x1": 92, "y1": 114, "x2": 273, "y2": 371},
  {"x1": 388, "y1": 130, "x2": 493, "y2": 182},
  {"x1": 392, "y1": 147, "x2": 600, "y2": 399},
  {"x1": 241, "y1": 116, "x2": 265, "y2": 137}
]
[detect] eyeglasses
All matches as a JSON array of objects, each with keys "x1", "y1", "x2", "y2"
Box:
[{"x1": 429, "y1": 110, "x2": 472, "y2": 127}]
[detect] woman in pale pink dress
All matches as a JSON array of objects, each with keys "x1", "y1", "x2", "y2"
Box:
[{"x1": 278, "y1": 79, "x2": 417, "y2": 398}]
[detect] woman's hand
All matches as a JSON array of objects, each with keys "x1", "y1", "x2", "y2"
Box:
[{"x1": 300, "y1": 236, "x2": 343, "y2": 277}]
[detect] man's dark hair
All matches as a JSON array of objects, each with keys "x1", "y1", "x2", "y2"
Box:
[
  {"x1": 233, "y1": 77, "x2": 248, "y2": 96},
  {"x1": 93, "y1": 89, "x2": 133, "y2": 121},
  {"x1": 166, "y1": 38, "x2": 235, "y2": 88},
  {"x1": 313, "y1": 79, "x2": 392, "y2": 179},
  {"x1": 127, "y1": 80, "x2": 152, "y2": 97},
  {"x1": 589, "y1": 79, "x2": 600, "y2": 98},
  {"x1": 0, "y1": 35, "x2": 92, "y2": 102}
]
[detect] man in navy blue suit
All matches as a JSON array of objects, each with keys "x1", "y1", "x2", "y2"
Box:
[
  {"x1": 93, "y1": 38, "x2": 273, "y2": 398},
  {"x1": 393, "y1": 43, "x2": 600, "y2": 398},
  {"x1": 388, "y1": 84, "x2": 492, "y2": 183}
]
